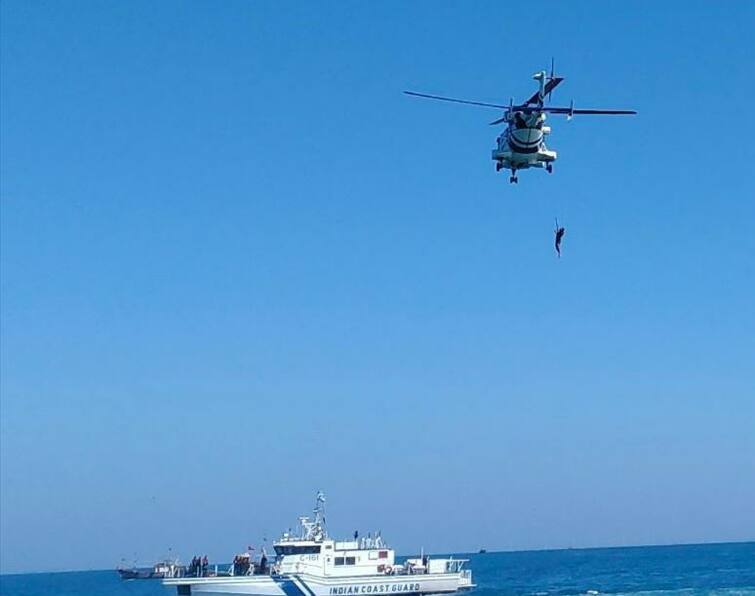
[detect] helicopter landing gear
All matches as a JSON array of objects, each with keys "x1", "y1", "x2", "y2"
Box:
[
  {"x1": 509, "y1": 174, "x2": 518, "y2": 184},
  {"x1": 546, "y1": 163, "x2": 553, "y2": 174},
  {"x1": 496, "y1": 161, "x2": 503, "y2": 172}
]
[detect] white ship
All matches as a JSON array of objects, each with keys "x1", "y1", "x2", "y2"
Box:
[{"x1": 164, "y1": 493, "x2": 474, "y2": 596}]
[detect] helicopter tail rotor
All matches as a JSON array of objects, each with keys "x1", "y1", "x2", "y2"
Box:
[
  {"x1": 525, "y1": 70, "x2": 564, "y2": 106},
  {"x1": 548, "y1": 58, "x2": 556, "y2": 102}
]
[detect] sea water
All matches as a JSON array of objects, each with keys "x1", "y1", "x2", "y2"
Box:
[{"x1": 1, "y1": 542, "x2": 753, "y2": 596}]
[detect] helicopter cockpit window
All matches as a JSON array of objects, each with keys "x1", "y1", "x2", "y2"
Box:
[{"x1": 514, "y1": 114, "x2": 528, "y2": 129}]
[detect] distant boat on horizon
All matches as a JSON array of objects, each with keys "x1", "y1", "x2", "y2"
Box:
[{"x1": 478, "y1": 549, "x2": 487, "y2": 554}]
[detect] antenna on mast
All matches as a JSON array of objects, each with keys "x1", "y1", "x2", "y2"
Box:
[{"x1": 295, "y1": 492, "x2": 328, "y2": 541}]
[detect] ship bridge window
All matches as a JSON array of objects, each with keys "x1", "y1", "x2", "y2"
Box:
[
  {"x1": 335, "y1": 557, "x2": 356, "y2": 566},
  {"x1": 274, "y1": 545, "x2": 321, "y2": 556}
]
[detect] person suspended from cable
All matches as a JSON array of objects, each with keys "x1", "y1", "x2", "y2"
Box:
[{"x1": 554, "y1": 219, "x2": 565, "y2": 258}]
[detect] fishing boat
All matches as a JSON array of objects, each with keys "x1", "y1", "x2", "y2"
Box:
[
  {"x1": 164, "y1": 493, "x2": 474, "y2": 596},
  {"x1": 119, "y1": 558, "x2": 184, "y2": 579}
]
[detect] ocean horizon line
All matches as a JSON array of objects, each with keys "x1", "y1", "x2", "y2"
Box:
[{"x1": 2, "y1": 539, "x2": 753, "y2": 577}]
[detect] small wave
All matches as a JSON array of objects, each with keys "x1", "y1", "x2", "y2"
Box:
[{"x1": 611, "y1": 588, "x2": 755, "y2": 596}]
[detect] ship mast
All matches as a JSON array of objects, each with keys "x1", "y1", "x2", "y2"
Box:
[{"x1": 298, "y1": 491, "x2": 327, "y2": 541}]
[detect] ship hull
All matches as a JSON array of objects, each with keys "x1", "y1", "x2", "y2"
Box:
[{"x1": 164, "y1": 573, "x2": 473, "y2": 596}]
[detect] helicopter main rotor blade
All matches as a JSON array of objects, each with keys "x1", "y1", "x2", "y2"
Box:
[
  {"x1": 541, "y1": 107, "x2": 637, "y2": 115},
  {"x1": 403, "y1": 91, "x2": 508, "y2": 110}
]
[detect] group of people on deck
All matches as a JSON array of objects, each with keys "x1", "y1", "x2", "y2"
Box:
[
  {"x1": 184, "y1": 548, "x2": 269, "y2": 578},
  {"x1": 188, "y1": 555, "x2": 209, "y2": 577},
  {"x1": 232, "y1": 550, "x2": 268, "y2": 576}
]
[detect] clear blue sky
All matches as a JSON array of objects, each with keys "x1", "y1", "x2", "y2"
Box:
[{"x1": 1, "y1": 1, "x2": 754, "y2": 575}]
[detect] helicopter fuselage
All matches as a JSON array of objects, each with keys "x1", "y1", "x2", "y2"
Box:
[{"x1": 492, "y1": 111, "x2": 556, "y2": 182}]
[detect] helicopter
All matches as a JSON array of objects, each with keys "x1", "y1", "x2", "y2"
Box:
[{"x1": 404, "y1": 64, "x2": 636, "y2": 183}]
